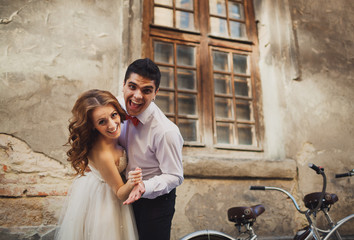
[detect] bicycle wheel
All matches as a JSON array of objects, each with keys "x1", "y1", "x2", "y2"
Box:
[
  {"x1": 322, "y1": 214, "x2": 354, "y2": 240},
  {"x1": 180, "y1": 230, "x2": 236, "y2": 240}
]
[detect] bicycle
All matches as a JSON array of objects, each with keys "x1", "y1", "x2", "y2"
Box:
[{"x1": 180, "y1": 164, "x2": 354, "y2": 240}]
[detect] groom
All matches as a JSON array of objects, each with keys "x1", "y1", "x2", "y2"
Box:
[{"x1": 118, "y1": 58, "x2": 184, "y2": 240}]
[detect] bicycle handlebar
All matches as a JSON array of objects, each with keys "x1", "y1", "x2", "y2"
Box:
[
  {"x1": 335, "y1": 169, "x2": 354, "y2": 178},
  {"x1": 250, "y1": 186, "x2": 306, "y2": 213},
  {"x1": 308, "y1": 163, "x2": 324, "y2": 174},
  {"x1": 249, "y1": 186, "x2": 265, "y2": 190},
  {"x1": 250, "y1": 163, "x2": 327, "y2": 214}
]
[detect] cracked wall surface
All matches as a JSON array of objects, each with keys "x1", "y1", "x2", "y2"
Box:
[{"x1": 0, "y1": 0, "x2": 353, "y2": 239}]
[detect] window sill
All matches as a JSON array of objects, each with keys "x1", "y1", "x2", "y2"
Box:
[{"x1": 182, "y1": 155, "x2": 296, "y2": 180}]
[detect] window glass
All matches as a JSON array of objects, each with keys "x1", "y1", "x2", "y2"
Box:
[
  {"x1": 177, "y1": 45, "x2": 195, "y2": 67},
  {"x1": 155, "y1": 92, "x2": 175, "y2": 114},
  {"x1": 216, "y1": 123, "x2": 234, "y2": 144},
  {"x1": 215, "y1": 97, "x2": 233, "y2": 119},
  {"x1": 160, "y1": 66, "x2": 175, "y2": 89},
  {"x1": 154, "y1": 41, "x2": 174, "y2": 64},
  {"x1": 176, "y1": 0, "x2": 194, "y2": 10},
  {"x1": 178, "y1": 119, "x2": 198, "y2": 142},
  {"x1": 213, "y1": 51, "x2": 229, "y2": 72},
  {"x1": 209, "y1": 0, "x2": 226, "y2": 17},
  {"x1": 154, "y1": 7, "x2": 173, "y2": 27},
  {"x1": 177, "y1": 69, "x2": 196, "y2": 90},
  {"x1": 233, "y1": 54, "x2": 248, "y2": 74},
  {"x1": 210, "y1": 17, "x2": 228, "y2": 37},
  {"x1": 236, "y1": 100, "x2": 252, "y2": 121},
  {"x1": 234, "y1": 78, "x2": 250, "y2": 97},
  {"x1": 178, "y1": 93, "x2": 197, "y2": 115},
  {"x1": 214, "y1": 74, "x2": 232, "y2": 95},
  {"x1": 228, "y1": 1, "x2": 244, "y2": 20},
  {"x1": 230, "y1": 21, "x2": 247, "y2": 39},
  {"x1": 238, "y1": 125, "x2": 253, "y2": 145},
  {"x1": 176, "y1": 11, "x2": 195, "y2": 30}
]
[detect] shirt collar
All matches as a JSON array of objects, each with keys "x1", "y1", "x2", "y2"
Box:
[{"x1": 136, "y1": 102, "x2": 155, "y2": 125}]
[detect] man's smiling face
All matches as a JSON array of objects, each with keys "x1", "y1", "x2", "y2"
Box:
[{"x1": 123, "y1": 73, "x2": 159, "y2": 116}]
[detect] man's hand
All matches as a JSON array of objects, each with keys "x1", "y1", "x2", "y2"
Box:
[{"x1": 123, "y1": 182, "x2": 145, "y2": 205}]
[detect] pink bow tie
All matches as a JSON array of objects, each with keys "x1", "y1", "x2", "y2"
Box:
[{"x1": 126, "y1": 115, "x2": 139, "y2": 126}]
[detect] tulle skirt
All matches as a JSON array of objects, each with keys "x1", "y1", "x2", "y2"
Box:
[{"x1": 55, "y1": 172, "x2": 138, "y2": 240}]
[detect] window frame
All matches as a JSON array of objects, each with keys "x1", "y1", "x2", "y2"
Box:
[{"x1": 142, "y1": 0, "x2": 263, "y2": 151}]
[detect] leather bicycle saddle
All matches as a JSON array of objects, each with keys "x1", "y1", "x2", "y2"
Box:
[
  {"x1": 228, "y1": 204, "x2": 265, "y2": 225},
  {"x1": 303, "y1": 192, "x2": 338, "y2": 210}
]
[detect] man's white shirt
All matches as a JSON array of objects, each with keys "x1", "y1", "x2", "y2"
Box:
[{"x1": 118, "y1": 98, "x2": 184, "y2": 199}]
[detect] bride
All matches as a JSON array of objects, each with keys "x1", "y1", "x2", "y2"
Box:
[{"x1": 55, "y1": 89, "x2": 141, "y2": 240}]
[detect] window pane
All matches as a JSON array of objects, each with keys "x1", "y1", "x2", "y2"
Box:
[
  {"x1": 228, "y1": 2, "x2": 244, "y2": 20},
  {"x1": 178, "y1": 93, "x2": 197, "y2": 115},
  {"x1": 233, "y1": 54, "x2": 248, "y2": 74},
  {"x1": 214, "y1": 74, "x2": 231, "y2": 94},
  {"x1": 234, "y1": 80, "x2": 250, "y2": 97},
  {"x1": 238, "y1": 125, "x2": 253, "y2": 145},
  {"x1": 159, "y1": 66, "x2": 175, "y2": 89},
  {"x1": 178, "y1": 119, "x2": 197, "y2": 142},
  {"x1": 154, "y1": 41, "x2": 174, "y2": 64},
  {"x1": 155, "y1": 91, "x2": 175, "y2": 114},
  {"x1": 236, "y1": 100, "x2": 252, "y2": 121},
  {"x1": 230, "y1": 21, "x2": 247, "y2": 39},
  {"x1": 177, "y1": 69, "x2": 196, "y2": 90},
  {"x1": 216, "y1": 122, "x2": 234, "y2": 144},
  {"x1": 154, "y1": 7, "x2": 173, "y2": 27},
  {"x1": 155, "y1": 0, "x2": 172, "y2": 6},
  {"x1": 177, "y1": 45, "x2": 195, "y2": 67},
  {"x1": 215, "y1": 97, "x2": 233, "y2": 119},
  {"x1": 176, "y1": 11, "x2": 195, "y2": 30},
  {"x1": 210, "y1": 17, "x2": 228, "y2": 37},
  {"x1": 176, "y1": 0, "x2": 193, "y2": 10},
  {"x1": 209, "y1": 0, "x2": 226, "y2": 17},
  {"x1": 213, "y1": 51, "x2": 229, "y2": 72}
]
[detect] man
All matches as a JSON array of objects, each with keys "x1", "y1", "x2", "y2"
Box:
[{"x1": 118, "y1": 58, "x2": 184, "y2": 240}]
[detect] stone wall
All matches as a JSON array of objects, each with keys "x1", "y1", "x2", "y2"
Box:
[{"x1": 0, "y1": 0, "x2": 353, "y2": 239}]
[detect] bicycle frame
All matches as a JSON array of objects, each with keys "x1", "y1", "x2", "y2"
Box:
[
  {"x1": 251, "y1": 164, "x2": 354, "y2": 240},
  {"x1": 180, "y1": 165, "x2": 353, "y2": 240}
]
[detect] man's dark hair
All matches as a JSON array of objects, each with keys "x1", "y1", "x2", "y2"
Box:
[{"x1": 124, "y1": 58, "x2": 161, "y2": 91}]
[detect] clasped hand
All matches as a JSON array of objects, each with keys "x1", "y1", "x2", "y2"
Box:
[
  {"x1": 128, "y1": 167, "x2": 142, "y2": 184},
  {"x1": 124, "y1": 167, "x2": 145, "y2": 205}
]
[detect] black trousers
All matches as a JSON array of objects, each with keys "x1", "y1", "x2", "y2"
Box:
[{"x1": 133, "y1": 189, "x2": 176, "y2": 240}]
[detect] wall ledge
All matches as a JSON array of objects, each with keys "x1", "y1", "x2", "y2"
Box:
[{"x1": 183, "y1": 156, "x2": 297, "y2": 179}]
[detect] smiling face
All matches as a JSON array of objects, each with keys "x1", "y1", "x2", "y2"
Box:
[
  {"x1": 91, "y1": 104, "x2": 121, "y2": 139},
  {"x1": 123, "y1": 73, "x2": 159, "y2": 116}
]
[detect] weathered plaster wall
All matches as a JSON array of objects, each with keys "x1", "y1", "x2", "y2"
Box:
[
  {"x1": 0, "y1": 0, "x2": 142, "y2": 239},
  {"x1": 287, "y1": 0, "x2": 354, "y2": 233},
  {"x1": 1, "y1": 0, "x2": 353, "y2": 239},
  {"x1": 0, "y1": 0, "x2": 125, "y2": 162},
  {"x1": 253, "y1": 0, "x2": 354, "y2": 237}
]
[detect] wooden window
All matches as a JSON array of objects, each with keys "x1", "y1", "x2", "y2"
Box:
[{"x1": 143, "y1": 0, "x2": 262, "y2": 150}]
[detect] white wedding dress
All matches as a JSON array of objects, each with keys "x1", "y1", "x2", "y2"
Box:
[{"x1": 55, "y1": 152, "x2": 138, "y2": 240}]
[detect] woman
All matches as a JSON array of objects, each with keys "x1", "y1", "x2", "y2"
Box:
[{"x1": 55, "y1": 89, "x2": 141, "y2": 240}]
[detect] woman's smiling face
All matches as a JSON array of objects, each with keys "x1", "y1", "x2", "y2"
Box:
[
  {"x1": 123, "y1": 73, "x2": 159, "y2": 116},
  {"x1": 91, "y1": 104, "x2": 121, "y2": 139}
]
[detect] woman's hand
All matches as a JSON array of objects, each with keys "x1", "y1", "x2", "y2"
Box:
[{"x1": 128, "y1": 167, "x2": 142, "y2": 185}]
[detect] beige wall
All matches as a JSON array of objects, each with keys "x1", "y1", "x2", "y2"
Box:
[{"x1": 0, "y1": 0, "x2": 353, "y2": 239}]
